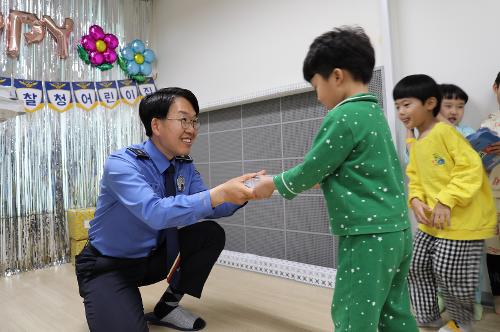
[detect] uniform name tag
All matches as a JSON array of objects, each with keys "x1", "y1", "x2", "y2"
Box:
[{"x1": 176, "y1": 176, "x2": 185, "y2": 192}]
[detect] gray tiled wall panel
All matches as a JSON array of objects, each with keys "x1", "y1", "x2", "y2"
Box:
[
  {"x1": 201, "y1": 68, "x2": 384, "y2": 270},
  {"x1": 286, "y1": 231, "x2": 334, "y2": 268},
  {"x1": 220, "y1": 223, "x2": 245, "y2": 252},
  {"x1": 209, "y1": 106, "x2": 241, "y2": 132},
  {"x1": 242, "y1": 99, "x2": 281, "y2": 127},
  {"x1": 285, "y1": 195, "x2": 329, "y2": 234},
  {"x1": 243, "y1": 125, "x2": 281, "y2": 160},
  {"x1": 368, "y1": 69, "x2": 385, "y2": 111},
  {"x1": 244, "y1": 194, "x2": 284, "y2": 229},
  {"x1": 282, "y1": 119, "x2": 323, "y2": 158},
  {"x1": 281, "y1": 91, "x2": 326, "y2": 122},
  {"x1": 197, "y1": 112, "x2": 208, "y2": 134},
  {"x1": 191, "y1": 134, "x2": 209, "y2": 163},
  {"x1": 210, "y1": 131, "x2": 242, "y2": 162},
  {"x1": 219, "y1": 207, "x2": 244, "y2": 225},
  {"x1": 246, "y1": 227, "x2": 285, "y2": 259},
  {"x1": 210, "y1": 161, "x2": 243, "y2": 186},
  {"x1": 243, "y1": 159, "x2": 282, "y2": 176}
]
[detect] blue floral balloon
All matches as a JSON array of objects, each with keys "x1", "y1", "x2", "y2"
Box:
[
  {"x1": 126, "y1": 61, "x2": 140, "y2": 75},
  {"x1": 121, "y1": 47, "x2": 134, "y2": 61},
  {"x1": 140, "y1": 62, "x2": 152, "y2": 76},
  {"x1": 131, "y1": 39, "x2": 145, "y2": 53},
  {"x1": 120, "y1": 39, "x2": 156, "y2": 80},
  {"x1": 143, "y1": 49, "x2": 156, "y2": 63}
]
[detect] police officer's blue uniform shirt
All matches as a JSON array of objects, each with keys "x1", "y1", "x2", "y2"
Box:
[{"x1": 89, "y1": 139, "x2": 241, "y2": 258}]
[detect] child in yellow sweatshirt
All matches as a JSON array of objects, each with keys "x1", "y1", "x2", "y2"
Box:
[{"x1": 393, "y1": 74, "x2": 497, "y2": 332}]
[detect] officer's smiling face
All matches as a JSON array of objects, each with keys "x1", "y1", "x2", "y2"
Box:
[{"x1": 151, "y1": 96, "x2": 198, "y2": 159}]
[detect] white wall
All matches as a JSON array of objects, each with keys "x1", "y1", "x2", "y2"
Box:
[
  {"x1": 389, "y1": 0, "x2": 500, "y2": 130},
  {"x1": 152, "y1": 0, "x2": 383, "y2": 108},
  {"x1": 151, "y1": 0, "x2": 497, "y2": 298},
  {"x1": 389, "y1": 0, "x2": 500, "y2": 296}
]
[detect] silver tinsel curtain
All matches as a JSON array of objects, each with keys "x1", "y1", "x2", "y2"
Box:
[{"x1": 0, "y1": 0, "x2": 151, "y2": 275}]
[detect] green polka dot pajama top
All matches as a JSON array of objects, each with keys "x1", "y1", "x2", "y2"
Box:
[{"x1": 273, "y1": 93, "x2": 418, "y2": 332}]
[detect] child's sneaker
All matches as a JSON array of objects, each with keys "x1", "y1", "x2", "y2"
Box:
[
  {"x1": 438, "y1": 320, "x2": 473, "y2": 332},
  {"x1": 417, "y1": 318, "x2": 443, "y2": 328}
]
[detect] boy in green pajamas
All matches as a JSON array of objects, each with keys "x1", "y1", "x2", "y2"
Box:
[{"x1": 253, "y1": 26, "x2": 418, "y2": 331}]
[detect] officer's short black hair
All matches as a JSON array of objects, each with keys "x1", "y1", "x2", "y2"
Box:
[
  {"x1": 495, "y1": 72, "x2": 500, "y2": 87},
  {"x1": 303, "y1": 26, "x2": 375, "y2": 84},
  {"x1": 393, "y1": 74, "x2": 442, "y2": 116},
  {"x1": 439, "y1": 84, "x2": 468, "y2": 103},
  {"x1": 139, "y1": 87, "x2": 200, "y2": 137}
]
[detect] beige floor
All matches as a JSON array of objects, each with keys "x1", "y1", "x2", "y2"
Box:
[{"x1": 0, "y1": 263, "x2": 498, "y2": 332}]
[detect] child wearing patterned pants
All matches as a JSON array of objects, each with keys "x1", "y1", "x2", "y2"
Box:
[
  {"x1": 409, "y1": 231, "x2": 484, "y2": 325},
  {"x1": 333, "y1": 229, "x2": 415, "y2": 331},
  {"x1": 253, "y1": 27, "x2": 418, "y2": 331},
  {"x1": 394, "y1": 74, "x2": 497, "y2": 332}
]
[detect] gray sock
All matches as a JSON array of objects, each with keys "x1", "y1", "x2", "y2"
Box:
[
  {"x1": 148, "y1": 286, "x2": 205, "y2": 330},
  {"x1": 157, "y1": 306, "x2": 206, "y2": 330},
  {"x1": 154, "y1": 286, "x2": 183, "y2": 318}
]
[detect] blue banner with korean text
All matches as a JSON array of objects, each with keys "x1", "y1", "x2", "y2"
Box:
[
  {"x1": 71, "y1": 82, "x2": 98, "y2": 111},
  {"x1": 0, "y1": 77, "x2": 12, "y2": 87},
  {"x1": 96, "y1": 81, "x2": 120, "y2": 109},
  {"x1": 45, "y1": 81, "x2": 73, "y2": 113},
  {"x1": 137, "y1": 77, "x2": 157, "y2": 97},
  {"x1": 14, "y1": 79, "x2": 45, "y2": 112},
  {"x1": 117, "y1": 79, "x2": 140, "y2": 105}
]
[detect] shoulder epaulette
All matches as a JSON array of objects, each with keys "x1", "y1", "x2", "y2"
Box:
[
  {"x1": 127, "y1": 147, "x2": 150, "y2": 159},
  {"x1": 175, "y1": 155, "x2": 193, "y2": 163}
]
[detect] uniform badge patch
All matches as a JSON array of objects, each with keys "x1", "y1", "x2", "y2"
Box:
[
  {"x1": 126, "y1": 147, "x2": 150, "y2": 159},
  {"x1": 176, "y1": 175, "x2": 185, "y2": 192}
]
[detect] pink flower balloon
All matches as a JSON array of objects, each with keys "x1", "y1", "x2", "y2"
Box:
[
  {"x1": 103, "y1": 49, "x2": 117, "y2": 63},
  {"x1": 89, "y1": 51, "x2": 104, "y2": 65},
  {"x1": 104, "y1": 34, "x2": 119, "y2": 49},
  {"x1": 80, "y1": 35, "x2": 96, "y2": 52},
  {"x1": 89, "y1": 25, "x2": 105, "y2": 41}
]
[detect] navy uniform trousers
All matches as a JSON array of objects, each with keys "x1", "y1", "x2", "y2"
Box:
[{"x1": 75, "y1": 220, "x2": 225, "y2": 332}]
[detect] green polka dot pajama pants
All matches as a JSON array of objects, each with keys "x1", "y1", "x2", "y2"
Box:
[{"x1": 332, "y1": 228, "x2": 418, "y2": 331}]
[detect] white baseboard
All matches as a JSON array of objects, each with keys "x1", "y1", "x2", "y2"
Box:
[{"x1": 217, "y1": 250, "x2": 336, "y2": 288}]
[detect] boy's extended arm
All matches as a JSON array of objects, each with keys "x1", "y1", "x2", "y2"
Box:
[
  {"x1": 436, "y1": 130, "x2": 484, "y2": 209},
  {"x1": 406, "y1": 147, "x2": 426, "y2": 205},
  {"x1": 273, "y1": 113, "x2": 354, "y2": 199}
]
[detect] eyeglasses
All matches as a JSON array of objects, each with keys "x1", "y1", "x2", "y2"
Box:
[{"x1": 166, "y1": 117, "x2": 200, "y2": 130}]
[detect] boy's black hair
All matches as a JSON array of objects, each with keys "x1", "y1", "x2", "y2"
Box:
[
  {"x1": 393, "y1": 74, "x2": 442, "y2": 116},
  {"x1": 139, "y1": 87, "x2": 199, "y2": 137},
  {"x1": 439, "y1": 84, "x2": 468, "y2": 103},
  {"x1": 303, "y1": 26, "x2": 375, "y2": 84},
  {"x1": 495, "y1": 72, "x2": 500, "y2": 86}
]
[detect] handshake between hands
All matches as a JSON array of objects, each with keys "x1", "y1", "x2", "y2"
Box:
[{"x1": 209, "y1": 170, "x2": 276, "y2": 207}]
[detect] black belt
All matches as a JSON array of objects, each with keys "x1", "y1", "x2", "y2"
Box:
[
  {"x1": 86, "y1": 241, "x2": 103, "y2": 256},
  {"x1": 86, "y1": 241, "x2": 162, "y2": 259}
]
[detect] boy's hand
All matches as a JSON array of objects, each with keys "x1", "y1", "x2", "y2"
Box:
[
  {"x1": 486, "y1": 141, "x2": 500, "y2": 155},
  {"x1": 431, "y1": 201, "x2": 451, "y2": 229},
  {"x1": 253, "y1": 175, "x2": 275, "y2": 199},
  {"x1": 410, "y1": 198, "x2": 431, "y2": 225}
]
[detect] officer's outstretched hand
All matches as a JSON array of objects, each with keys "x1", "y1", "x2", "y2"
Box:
[
  {"x1": 210, "y1": 171, "x2": 265, "y2": 207},
  {"x1": 253, "y1": 175, "x2": 275, "y2": 199}
]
